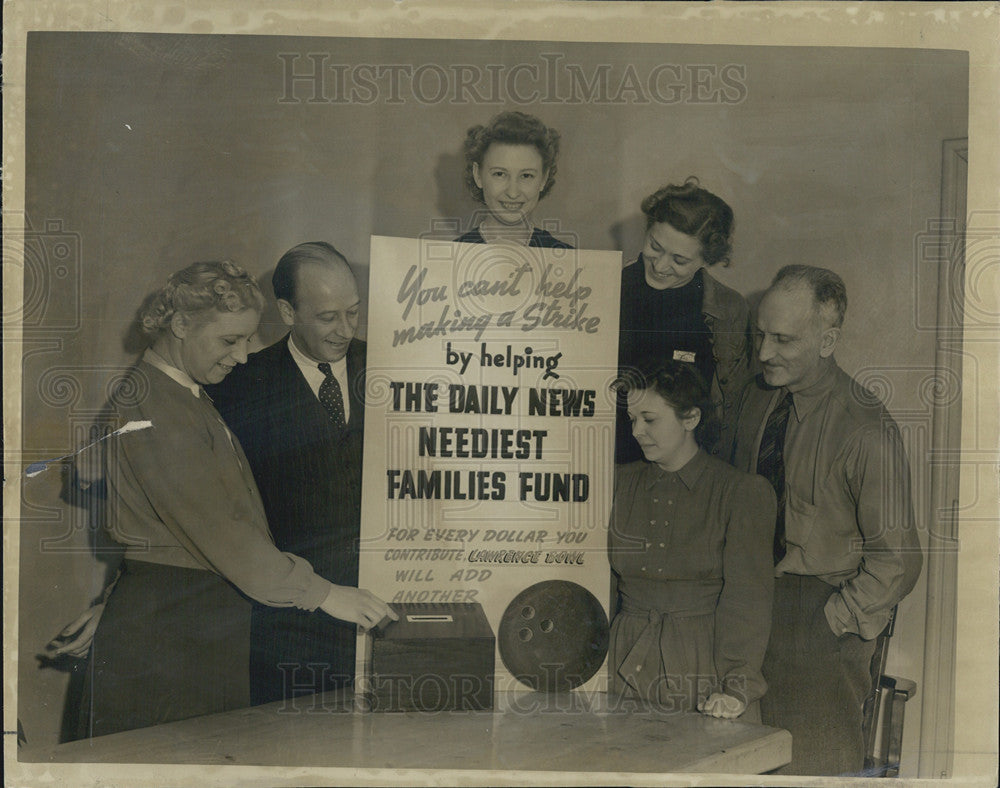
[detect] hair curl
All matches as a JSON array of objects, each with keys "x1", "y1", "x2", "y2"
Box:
[
  {"x1": 462, "y1": 111, "x2": 560, "y2": 204},
  {"x1": 139, "y1": 260, "x2": 264, "y2": 338},
  {"x1": 771, "y1": 264, "x2": 848, "y2": 328},
  {"x1": 613, "y1": 357, "x2": 720, "y2": 450},
  {"x1": 640, "y1": 177, "x2": 735, "y2": 266}
]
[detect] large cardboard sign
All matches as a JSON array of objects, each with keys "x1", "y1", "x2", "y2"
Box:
[{"x1": 360, "y1": 235, "x2": 622, "y2": 692}]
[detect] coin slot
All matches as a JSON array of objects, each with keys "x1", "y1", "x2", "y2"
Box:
[
  {"x1": 540, "y1": 619, "x2": 554, "y2": 633},
  {"x1": 520, "y1": 605, "x2": 535, "y2": 620},
  {"x1": 519, "y1": 628, "x2": 533, "y2": 642}
]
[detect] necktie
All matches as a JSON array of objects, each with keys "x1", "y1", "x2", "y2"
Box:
[
  {"x1": 756, "y1": 391, "x2": 793, "y2": 564},
  {"x1": 317, "y1": 363, "x2": 346, "y2": 430}
]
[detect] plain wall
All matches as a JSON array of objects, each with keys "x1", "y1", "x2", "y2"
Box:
[{"x1": 19, "y1": 33, "x2": 967, "y2": 774}]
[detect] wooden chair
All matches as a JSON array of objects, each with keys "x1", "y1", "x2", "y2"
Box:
[{"x1": 862, "y1": 608, "x2": 917, "y2": 778}]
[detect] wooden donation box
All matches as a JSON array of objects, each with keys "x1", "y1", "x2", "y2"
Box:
[{"x1": 368, "y1": 602, "x2": 495, "y2": 712}]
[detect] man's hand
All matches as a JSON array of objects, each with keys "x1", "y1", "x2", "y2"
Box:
[
  {"x1": 43, "y1": 603, "x2": 106, "y2": 659},
  {"x1": 697, "y1": 692, "x2": 746, "y2": 719},
  {"x1": 319, "y1": 585, "x2": 398, "y2": 629}
]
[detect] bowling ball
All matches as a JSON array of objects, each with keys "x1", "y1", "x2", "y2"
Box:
[{"x1": 498, "y1": 580, "x2": 609, "y2": 691}]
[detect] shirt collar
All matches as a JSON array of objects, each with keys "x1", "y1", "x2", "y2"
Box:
[
  {"x1": 641, "y1": 447, "x2": 708, "y2": 491},
  {"x1": 287, "y1": 332, "x2": 348, "y2": 374},
  {"x1": 788, "y1": 358, "x2": 839, "y2": 421},
  {"x1": 142, "y1": 348, "x2": 202, "y2": 398},
  {"x1": 676, "y1": 447, "x2": 709, "y2": 490}
]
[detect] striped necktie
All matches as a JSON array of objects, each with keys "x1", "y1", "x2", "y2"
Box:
[{"x1": 756, "y1": 391, "x2": 793, "y2": 564}]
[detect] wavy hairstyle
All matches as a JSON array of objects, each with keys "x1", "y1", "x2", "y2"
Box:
[
  {"x1": 613, "y1": 357, "x2": 720, "y2": 450},
  {"x1": 139, "y1": 260, "x2": 264, "y2": 339},
  {"x1": 640, "y1": 177, "x2": 735, "y2": 267},
  {"x1": 462, "y1": 111, "x2": 561, "y2": 204}
]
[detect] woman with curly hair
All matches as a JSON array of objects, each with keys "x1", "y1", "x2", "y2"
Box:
[
  {"x1": 616, "y1": 178, "x2": 753, "y2": 463},
  {"x1": 456, "y1": 110, "x2": 572, "y2": 248},
  {"x1": 79, "y1": 260, "x2": 394, "y2": 737}
]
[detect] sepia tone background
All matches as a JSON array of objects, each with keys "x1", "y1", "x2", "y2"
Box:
[{"x1": 16, "y1": 30, "x2": 969, "y2": 778}]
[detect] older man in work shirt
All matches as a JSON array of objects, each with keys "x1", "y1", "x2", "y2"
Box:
[{"x1": 732, "y1": 264, "x2": 922, "y2": 776}]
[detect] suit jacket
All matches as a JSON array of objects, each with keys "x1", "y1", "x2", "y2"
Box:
[{"x1": 206, "y1": 336, "x2": 366, "y2": 701}]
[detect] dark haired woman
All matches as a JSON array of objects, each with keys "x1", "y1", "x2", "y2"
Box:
[
  {"x1": 456, "y1": 110, "x2": 573, "y2": 248},
  {"x1": 616, "y1": 178, "x2": 752, "y2": 462},
  {"x1": 609, "y1": 360, "x2": 774, "y2": 720},
  {"x1": 79, "y1": 261, "x2": 394, "y2": 736}
]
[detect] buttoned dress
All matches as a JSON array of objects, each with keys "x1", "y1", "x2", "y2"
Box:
[{"x1": 608, "y1": 450, "x2": 775, "y2": 716}]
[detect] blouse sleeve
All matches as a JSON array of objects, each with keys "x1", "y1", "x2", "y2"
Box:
[
  {"x1": 713, "y1": 472, "x2": 776, "y2": 704},
  {"x1": 109, "y1": 391, "x2": 332, "y2": 612}
]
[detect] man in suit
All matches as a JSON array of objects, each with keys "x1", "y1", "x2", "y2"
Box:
[
  {"x1": 207, "y1": 241, "x2": 372, "y2": 705},
  {"x1": 731, "y1": 265, "x2": 922, "y2": 775}
]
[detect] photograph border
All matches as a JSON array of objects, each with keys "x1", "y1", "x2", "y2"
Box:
[{"x1": 4, "y1": 2, "x2": 998, "y2": 786}]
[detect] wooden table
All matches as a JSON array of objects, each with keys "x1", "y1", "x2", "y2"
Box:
[{"x1": 26, "y1": 691, "x2": 791, "y2": 782}]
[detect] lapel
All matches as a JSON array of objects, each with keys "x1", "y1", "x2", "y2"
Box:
[
  {"x1": 344, "y1": 339, "x2": 366, "y2": 434},
  {"x1": 271, "y1": 337, "x2": 339, "y2": 441},
  {"x1": 734, "y1": 375, "x2": 778, "y2": 474},
  {"x1": 271, "y1": 336, "x2": 366, "y2": 440}
]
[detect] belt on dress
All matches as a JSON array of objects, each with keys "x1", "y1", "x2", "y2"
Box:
[{"x1": 617, "y1": 582, "x2": 720, "y2": 698}]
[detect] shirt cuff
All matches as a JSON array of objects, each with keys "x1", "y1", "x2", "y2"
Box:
[
  {"x1": 824, "y1": 591, "x2": 856, "y2": 637},
  {"x1": 824, "y1": 590, "x2": 890, "y2": 640},
  {"x1": 300, "y1": 573, "x2": 335, "y2": 612}
]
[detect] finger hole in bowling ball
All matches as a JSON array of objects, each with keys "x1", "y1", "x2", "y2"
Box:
[{"x1": 499, "y1": 580, "x2": 611, "y2": 692}]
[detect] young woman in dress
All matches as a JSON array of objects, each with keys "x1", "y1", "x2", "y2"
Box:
[
  {"x1": 456, "y1": 110, "x2": 573, "y2": 248},
  {"x1": 609, "y1": 359, "x2": 774, "y2": 720}
]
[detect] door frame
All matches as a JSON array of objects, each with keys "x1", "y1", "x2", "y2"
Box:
[{"x1": 917, "y1": 137, "x2": 967, "y2": 780}]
